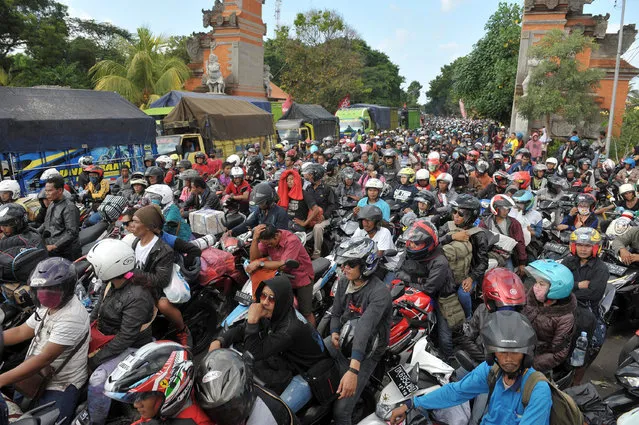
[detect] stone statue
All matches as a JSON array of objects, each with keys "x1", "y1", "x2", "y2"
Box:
[
  {"x1": 229, "y1": 12, "x2": 238, "y2": 27},
  {"x1": 522, "y1": 58, "x2": 540, "y2": 96},
  {"x1": 186, "y1": 35, "x2": 203, "y2": 62},
  {"x1": 202, "y1": 46, "x2": 225, "y2": 94},
  {"x1": 202, "y1": 0, "x2": 225, "y2": 29},
  {"x1": 263, "y1": 64, "x2": 272, "y2": 97},
  {"x1": 593, "y1": 14, "x2": 610, "y2": 39}
]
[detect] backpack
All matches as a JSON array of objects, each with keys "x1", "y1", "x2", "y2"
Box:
[
  {"x1": 442, "y1": 223, "x2": 480, "y2": 284},
  {"x1": 487, "y1": 364, "x2": 585, "y2": 425}
]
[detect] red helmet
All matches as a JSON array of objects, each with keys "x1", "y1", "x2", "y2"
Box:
[
  {"x1": 400, "y1": 218, "x2": 438, "y2": 260},
  {"x1": 511, "y1": 171, "x2": 531, "y2": 189},
  {"x1": 489, "y1": 194, "x2": 516, "y2": 215},
  {"x1": 469, "y1": 150, "x2": 480, "y2": 159},
  {"x1": 482, "y1": 268, "x2": 526, "y2": 313},
  {"x1": 84, "y1": 165, "x2": 104, "y2": 178},
  {"x1": 286, "y1": 149, "x2": 297, "y2": 160}
]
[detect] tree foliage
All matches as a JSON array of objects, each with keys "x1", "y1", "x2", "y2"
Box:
[
  {"x1": 516, "y1": 29, "x2": 605, "y2": 132},
  {"x1": 89, "y1": 27, "x2": 191, "y2": 107},
  {"x1": 424, "y1": 2, "x2": 521, "y2": 121},
  {"x1": 405, "y1": 80, "x2": 423, "y2": 107},
  {"x1": 264, "y1": 9, "x2": 405, "y2": 111}
]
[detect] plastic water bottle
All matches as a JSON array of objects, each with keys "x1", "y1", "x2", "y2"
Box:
[
  {"x1": 570, "y1": 331, "x2": 588, "y2": 367},
  {"x1": 75, "y1": 284, "x2": 92, "y2": 309}
]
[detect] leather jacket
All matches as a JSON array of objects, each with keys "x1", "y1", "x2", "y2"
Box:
[
  {"x1": 133, "y1": 237, "x2": 173, "y2": 297},
  {"x1": 0, "y1": 227, "x2": 46, "y2": 281},
  {"x1": 184, "y1": 187, "x2": 221, "y2": 211},
  {"x1": 41, "y1": 197, "x2": 80, "y2": 260},
  {"x1": 89, "y1": 279, "x2": 155, "y2": 366}
]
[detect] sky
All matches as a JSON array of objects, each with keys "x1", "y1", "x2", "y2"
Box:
[{"x1": 60, "y1": 0, "x2": 639, "y2": 103}]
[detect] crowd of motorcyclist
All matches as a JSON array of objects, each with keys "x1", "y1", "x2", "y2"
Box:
[{"x1": 0, "y1": 116, "x2": 637, "y2": 425}]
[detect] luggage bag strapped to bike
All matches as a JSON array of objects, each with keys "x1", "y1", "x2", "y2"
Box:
[{"x1": 487, "y1": 364, "x2": 585, "y2": 425}]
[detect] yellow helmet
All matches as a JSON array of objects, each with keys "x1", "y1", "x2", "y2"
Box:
[
  {"x1": 569, "y1": 227, "x2": 602, "y2": 257},
  {"x1": 398, "y1": 167, "x2": 416, "y2": 184},
  {"x1": 170, "y1": 153, "x2": 180, "y2": 162}
]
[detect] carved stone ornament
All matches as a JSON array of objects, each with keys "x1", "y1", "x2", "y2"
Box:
[
  {"x1": 593, "y1": 14, "x2": 610, "y2": 39},
  {"x1": 202, "y1": 0, "x2": 225, "y2": 29},
  {"x1": 186, "y1": 35, "x2": 203, "y2": 62}
]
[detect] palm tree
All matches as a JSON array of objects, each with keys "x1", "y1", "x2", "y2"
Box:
[
  {"x1": 626, "y1": 89, "x2": 639, "y2": 109},
  {"x1": 89, "y1": 27, "x2": 191, "y2": 107}
]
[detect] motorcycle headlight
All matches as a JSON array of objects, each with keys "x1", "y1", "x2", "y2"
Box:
[
  {"x1": 375, "y1": 402, "x2": 394, "y2": 420},
  {"x1": 620, "y1": 375, "x2": 639, "y2": 388}
]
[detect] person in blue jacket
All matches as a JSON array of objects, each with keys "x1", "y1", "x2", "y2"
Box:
[
  {"x1": 389, "y1": 310, "x2": 552, "y2": 425},
  {"x1": 354, "y1": 178, "x2": 391, "y2": 221}
]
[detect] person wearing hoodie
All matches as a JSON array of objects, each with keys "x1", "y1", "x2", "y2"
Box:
[
  {"x1": 522, "y1": 260, "x2": 577, "y2": 372},
  {"x1": 209, "y1": 275, "x2": 327, "y2": 413},
  {"x1": 329, "y1": 237, "x2": 392, "y2": 425},
  {"x1": 277, "y1": 169, "x2": 318, "y2": 232}
]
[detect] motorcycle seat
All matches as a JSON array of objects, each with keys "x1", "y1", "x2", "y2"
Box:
[
  {"x1": 78, "y1": 221, "x2": 108, "y2": 247},
  {"x1": 312, "y1": 257, "x2": 331, "y2": 281}
]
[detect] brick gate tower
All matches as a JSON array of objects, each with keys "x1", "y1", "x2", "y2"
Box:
[{"x1": 184, "y1": 0, "x2": 268, "y2": 99}]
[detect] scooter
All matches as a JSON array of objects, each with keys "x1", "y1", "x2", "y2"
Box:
[
  {"x1": 603, "y1": 345, "x2": 639, "y2": 416},
  {"x1": 357, "y1": 337, "x2": 470, "y2": 425}
]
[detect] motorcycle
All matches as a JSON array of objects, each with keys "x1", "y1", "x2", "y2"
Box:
[
  {"x1": 599, "y1": 249, "x2": 639, "y2": 326},
  {"x1": 603, "y1": 344, "x2": 639, "y2": 416}
]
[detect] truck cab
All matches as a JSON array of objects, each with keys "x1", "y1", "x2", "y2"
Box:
[
  {"x1": 275, "y1": 119, "x2": 314, "y2": 144},
  {"x1": 155, "y1": 134, "x2": 207, "y2": 163}
]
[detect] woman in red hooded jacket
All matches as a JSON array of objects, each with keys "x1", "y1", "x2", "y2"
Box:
[{"x1": 277, "y1": 169, "x2": 319, "y2": 232}]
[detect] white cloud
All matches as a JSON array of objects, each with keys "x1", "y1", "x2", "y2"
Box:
[
  {"x1": 441, "y1": 0, "x2": 463, "y2": 12},
  {"x1": 439, "y1": 42, "x2": 459, "y2": 50},
  {"x1": 376, "y1": 28, "x2": 409, "y2": 52}
]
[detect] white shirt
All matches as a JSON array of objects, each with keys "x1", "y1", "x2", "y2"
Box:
[
  {"x1": 26, "y1": 297, "x2": 90, "y2": 391},
  {"x1": 353, "y1": 227, "x2": 401, "y2": 270},
  {"x1": 135, "y1": 235, "x2": 158, "y2": 269}
]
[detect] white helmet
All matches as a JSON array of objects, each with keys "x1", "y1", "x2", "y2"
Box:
[
  {"x1": 78, "y1": 156, "x2": 94, "y2": 168},
  {"x1": 40, "y1": 168, "x2": 61, "y2": 182},
  {"x1": 415, "y1": 169, "x2": 430, "y2": 181},
  {"x1": 603, "y1": 158, "x2": 616, "y2": 172},
  {"x1": 87, "y1": 239, "x2": 136, "y2": 281},
  {"x1": 155, "y1": 155, "x2": 173, "y2": 170},
  {"x1": 427, "y1": 152, "x2": 440, "y2": 161},
  {"x1": 365, "y1": 178, "x2": 384, "y2": 190},
  {"x1": 619, "y1": 183, "x2": 636, "y2": 196},
  {"x1": 436, "y1": 173, "x2": 453, "y2": 186},
  {"x1": 144, "y1": 184, "x2": 174, "y2": 206},
  {"x1": 230, "y1": 167, "x2": 244, "y2": 179},
  {"x1": 545, "y1": 157, "x2": 558, "y2": 166},
  {"x1": 227, "y1": 155, "x2": 241, "y2": 167},
  {"x1": 0, "y1": 180, "x2": 21, "y2": 200}
]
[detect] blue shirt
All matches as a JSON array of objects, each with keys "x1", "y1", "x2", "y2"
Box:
[
  {"x1": 412, "y1": 362, "x2": 551, "y2": 425},
  {"x1": 357, "y1": 197, "x2": 391, "y2": 221}
]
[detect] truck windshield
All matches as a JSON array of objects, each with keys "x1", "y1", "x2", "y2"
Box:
[
  {"x1": 277, "y1": 129, "x2": 299, "y2": 142},
  {"x1": 156, "y1": 136, "x2": 182, "y2": 155},
  {"x1": 340, "y1": 120, "x2": 363, "y2": 132}
]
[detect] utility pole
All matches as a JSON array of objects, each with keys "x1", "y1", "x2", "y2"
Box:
[
  {"x1": 605, "y1": 0, "x2": 626, "y2": 157},
  {"x1": 275, "y1": 0, "x2": 282, "y2": 29}
]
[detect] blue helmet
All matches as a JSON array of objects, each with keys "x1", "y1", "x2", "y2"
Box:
[
  {"x1": 310, "y1": 145, "x2": 319, "y2": 154},
  {"x1": 526, "y1": 260, "x2": 574, "y2": 300},
  {"x1": 512, "y1": 190, "x2": 534, "y2": 212},
  {"x1": 624, "y1": 158, "x2": 636, "y2": 168},
  {"x1": 569, "y1": 136, "x2": 580, "y2": 143}
]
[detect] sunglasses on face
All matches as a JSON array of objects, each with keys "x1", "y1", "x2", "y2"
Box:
[
  {"x1": 341, "y1": 259, "x2": 360, "y2": 269},
  {"x1": 451, "y1": 208, "x2": 466, "y2": 216},
  {"x1": 122, "y1": 220, "x2": 132, "y2": 227},
  {"x1": 260, "y1": 292, "x2": 275, "y2": 303}
]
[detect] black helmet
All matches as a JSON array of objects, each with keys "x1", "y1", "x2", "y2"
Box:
[
  {"x1": 29, "y1": 257, "x2": 77, "y2": 309},
  {"x1": 564, "y1": 165, "x2": 577, "y2": 175},
  {"x1": 0, "y1": 203, "x2": 27, "y2": 233},
  {"x1": 177, "y1": 160, "x2": 192, "y2": 170},
  {"x1": 357, "y1": 205, "x2": 383, "y2": 229},
  {"x1": 195, "y1": 349, "x2": 256, "y2": 425},
  {"x1": 194, "y1": 152, "x2": 207, "y2": 162},
  {"x1": 340, "y1": 167, "x2": 356, "y2": 181},
  {"x1": 546, "y1": 175, "x2": 568, "y2": 191},
  {"x1": 481, "y1": 310, "x2": 536, "y2": 368},
  {"x1": 449, "y1": 194, "x2": 480, "y2": 228},
  {"x1": 335, "y1": 237, "x2": 379, "y2": 277},
  {"x1": 339, "y1": 318, "x2": 380, "y2": 360},
  {"x1": 249, "y1": 182, "x2": 275, "y2": 208},
  {"x1": 248, "y1": 156, "x2": 261, "y2": 167},
  {"x1": 414, "y1": 190, "x2": 437, "y2": 209},
  {"x1": 304, "y1": 164, "x2": 325, "y2": 182},
  {"x1": 144, "y1": 166, "x2": 164, "y2": 178}
]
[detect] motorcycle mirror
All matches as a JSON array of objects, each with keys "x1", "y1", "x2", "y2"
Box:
[
  {"x1": 454, "y1": 350, "x2": 477, "y2": 372},
  {"x1": 284, "y1": 259, "x2": 300, "y2": 269},
  {"x1": 384, "y1": 249, "x2": 398, "y2": 257},
  {"x1": 408, "y1": 362, "x2": 420, "y2": 384}
]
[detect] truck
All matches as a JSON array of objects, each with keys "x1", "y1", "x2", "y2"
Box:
[
  {"x1": 0, "y1": 87, "x2": 155, "y2": 194},
  {"x1": 161, "y1": 95, "x2": 275, "y2": 160},
  {"x1": 336, "y1": 104, "x2": 396, "y2": 137},
  {"x1": 275, "y1": 103, "x2": 339, "y2": 144},
  {"x1": 399, "y1": 107, "x2": 422, "y2": 130}
]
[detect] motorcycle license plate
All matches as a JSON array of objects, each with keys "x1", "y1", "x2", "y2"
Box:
[
  {"x1": 234, "y1": 291, "x2": 253, "y2": 305},
  {"x1": 544, "y1": 242, "x2": 567, "y2": 255},
  {"x1": 387, "y1": 365, "x2": 418, "y2": 398},
  {"x1": 605, "y1": 262, "x2": 627, "y2": 277}
]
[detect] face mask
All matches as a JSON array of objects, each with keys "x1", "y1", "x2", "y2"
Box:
[
  {"x1": 151, "y1": 199, "x2": 161, "y2": 206},
  {"x1": 533, "y1": 283, "x2": 547, "y2": 303},
  {"x1": 578, "y1": 207, "x2": 589, "y2": 215},
  {"x1": 37, "y1": 288, "x2": 63, "y2": 308},
  {"x1": 90, "y1": 177, "x2": 98, "y2": 184},
  {"x1": 428, "y1": 165, "x2": 436, "y2": 172}
]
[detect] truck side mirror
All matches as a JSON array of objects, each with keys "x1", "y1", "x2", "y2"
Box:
[{"x1": 176, "y1": 145, "x2": 184, "y2": 156}]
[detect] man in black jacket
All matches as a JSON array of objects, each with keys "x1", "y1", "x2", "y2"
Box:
[
  {"x1": 181, "y1": 177, "x2": 221, "y2": 218},
  {"x1": 439, "y1": 195, "x2": 489, "y2": 318},
  {"x1": 42, "y1": 176, "x2": 80, "y2": 260},
  {"x1": 227, "y1": 182, "x2": 289, "y2": 236},
  {"x1": 304, "y1": 164, "x2": 337, "y2": 259},
  {"x1": 209, "y1": 276, "x2": 326, "y2": 413}
]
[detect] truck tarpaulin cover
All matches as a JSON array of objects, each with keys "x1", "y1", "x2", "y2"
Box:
[
  {"x1": 163, "y1": 97, "x2": 273, "y2": 141},
  {"x1": 0, "y1": 87, "x2": 156, "y2": 152},
  {"x1": 148, "y1": 90, "x2": 272, "y2": 114},
  {"x1": 281, "y1": 102, "x2": 338, "y2": 122},
  {"x1": 349, "y1": 103, "x2": 391, "y2": 130}
]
